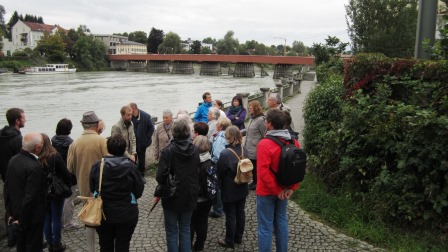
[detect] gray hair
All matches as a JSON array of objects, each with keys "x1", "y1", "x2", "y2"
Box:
[
  {"x1": 217, "y1": 116, "x2": 232, "y2": 130},
  {"x1": 208, "y1": 107, "x2": 220, "y2": 120},
  {"x1": 163, "y1": 109, "x2": 173, "y2": 118},
  {"x1": 82, "y1": 122, "x2": 98, "y2": 130},
  {"x1": 193, "y1": 135, "x2": 210, "y2": 153},
  {"x1": 269, "y1": 93, "x2": 282, "y2": 104},
  {"x1": 22, "y1": 132, "x2": 42, "y2": 153},
  {"x1": 176, "y1": 110, "x2": 193, "y2": 124},
  {"x1": 172, "y1": 119, "x2": 191, "y2": 140}
]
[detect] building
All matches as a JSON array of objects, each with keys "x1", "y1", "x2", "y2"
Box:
[
  {"x1": 180, "y1": 38, "x2": 213, "y2": 53},
  {"x1": 91, "y1": 34, "x2": 129, "y2": 54},
  {"x1": 2, "y1": 20, "x2": 66, "y2": 56},
  {"x1": 115, "y1": 41, "x2": 147, "y2": 55}
]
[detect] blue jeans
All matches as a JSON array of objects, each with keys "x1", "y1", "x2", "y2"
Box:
[
  {"x1": 163, "y1": 208, "x2": 193, "y2": 252},
  {"x1": 44, "y1": 198, "x2": 64, "y2": 245},
  {"x1": 256, "y1": 195, "x2": 288, "y2": 252}
]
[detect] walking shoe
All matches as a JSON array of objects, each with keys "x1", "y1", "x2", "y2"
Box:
[
  {"x1": 208, "y1": 211, "x2": 223, "y2": 218},
  {"x1": 52, "y1": 242, "x2": 66, "y2": 252},
  {"x1": 217, "y1": 239, "x2": 234, "y2": 249}
]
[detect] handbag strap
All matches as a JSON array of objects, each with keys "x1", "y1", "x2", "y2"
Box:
[{"x1": 98, "y1": 158, "x2": 105, "y2": 195}]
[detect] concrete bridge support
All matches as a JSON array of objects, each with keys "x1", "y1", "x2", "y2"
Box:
[
  {"x1": 233, "y1": 63, "x2": 255, "y2": 77},
  {"x1": 200, "y1": 62, "x2": 222, "y2": 76},
  {"x1": 171, "y1": 61, "x2": 194, "y2": 74},
  {"x1": 273, "y1": 64, "x2": 293, "y2": 79},
  {"x1": 127, "y1": 61, "x2": 147, "y2": 72},
  {"x1": 147, "y1": 61, "x2": 170, "y2": 73},
  {"x1": 110, "y1": 60, "x2": 128, "y2": 70}
]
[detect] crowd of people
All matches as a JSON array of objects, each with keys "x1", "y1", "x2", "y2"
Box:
[{"x1": 0, "y1": 90, "x2": 300, "y2": 252}]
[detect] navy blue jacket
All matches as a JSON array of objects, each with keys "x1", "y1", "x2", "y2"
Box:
[{"x1": 132, "y1": 109, "x2": 155, "y2": 150}]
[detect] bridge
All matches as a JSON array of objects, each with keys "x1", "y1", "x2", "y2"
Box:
[{"x1": 108, "y1": 54, "x2": 315, "y2": 79}]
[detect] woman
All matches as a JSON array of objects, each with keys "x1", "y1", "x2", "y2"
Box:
[
  {"x1": 156, "y1": 120, "x2": 200, "y2": 252},
  {"x1": 243, "y1": 101, "x2": 266, "y2": 190},
  {"x1": 207, "y1": 107, "x2": 220, "y2": 142},
  {"x1": 226, "y1": 95, "x2": 247, "y2": 130},
  {"x1": 216, "y1": 126, "x2": 249, "y2": 248},
  {"x1": 190, "y1": 135, "x2": 214, "y2": 251},
  {"x1": 89, "y1": 134, "x2": 144, "y2": 252},
  {"x1": 213, "y1": 99, "x2": 226, "y2": 118},
  {"x1": 39, "y1": 133, "x2": 72, "y2": 252},
  {"x1": 154, "y1": 109, "x2": 174, "y2": 161}
]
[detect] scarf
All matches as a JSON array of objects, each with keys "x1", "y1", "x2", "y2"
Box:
[{"x1": 228, "y1": 106, "x2": 242, "y2": 115}]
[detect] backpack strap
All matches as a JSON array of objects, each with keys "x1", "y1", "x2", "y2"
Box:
[
  {"x1": 265, "y1": 136, "x2": 286, "y2": 177},
  {"x1": 227, "y1": 147, "x2": 242, "y2": 160}
]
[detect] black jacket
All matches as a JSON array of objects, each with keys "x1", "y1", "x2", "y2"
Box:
[
  {"x1": 217, "y1": 144, "x2": 249, "y2": 203},
  {"x1": 156, "y1": 139, "x2": 200, "y2": 211},
  {"x1": 90, "y1": 156, "x2": 144, "y2": 224},
  {"x1": 41, "y1": 153, "x2": 73, "y2": 197},
  {"x1": 198, "y1": 158, "x2": 213, "y2": 199},
  {"x1": 51, "y1": 135, "x2": 76, "y2": 185},
  {"x1": 132, "y1": 109, "x2": 155, "y2": 150},
  {"x1": 0, "y1": 126, "x2": 22, "y2": 182},
  {"x1": 5, "y1": 150, "x2": 46, "y2": 228}
]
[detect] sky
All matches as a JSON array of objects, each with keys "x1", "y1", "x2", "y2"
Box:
[{"x1": 2, "y1": 0, "x2": 351, "y2": 47}]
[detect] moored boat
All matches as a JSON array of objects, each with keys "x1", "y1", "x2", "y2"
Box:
[{"x1": 20, "y1": 64, "x2": 76, "y2": 74}]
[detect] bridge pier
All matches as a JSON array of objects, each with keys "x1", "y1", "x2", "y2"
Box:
[
  {"x1": 233, "y1": 63, "x2": 255, "y2": 77},
  {"x1": 261, "y1": 68, "x2": 269, "y2": 77},
  {"x1": 273, "y1": 64, "x2": 293, "y2": 79},
  {"x1": 110, "y1": 60, "x2": 128, "y2": 70},
  {"x1": 171, "y1": 61, "x2": 194, "y2": 74},
  {"x1": 127, "y1": 61, "x2": 147, "y2": 72},
  {"x1": 147, "y1": 61, "x2": 170, "y2": 73},
  {"x1": 200, "y1": 62, "x2": 222, "y2": 76}
]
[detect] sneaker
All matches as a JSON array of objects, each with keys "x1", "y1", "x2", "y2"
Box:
[{"x1": 217, "y1": 239, "x2": 234, "y2": 249}]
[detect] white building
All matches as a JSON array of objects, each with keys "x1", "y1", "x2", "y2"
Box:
[
  {"x1": 2, "y1": 20, "x2": 65, "y2": 56},
  {"x1": 115, "y1": 41, "x2": 147, "y2": 55},
  {"x1": 181, "y1": 38, "x2": 213, "y2": 53}
]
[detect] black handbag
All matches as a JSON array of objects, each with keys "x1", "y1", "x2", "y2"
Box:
[
  {"x1": 47, "y1": 156, "x2": 72, "y2": 199},
  {"x1": 154, "y1": 147, "x2": 178, "y2": 198}
]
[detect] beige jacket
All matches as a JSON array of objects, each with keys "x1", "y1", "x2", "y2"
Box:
[
  {"x1": 154, "y1": 122, "x2": 173, "y2": 160},
  {"x1": 111, "y1": 118, "x2": 137, "y2": 159},
  {"x1": 67, "y1": 129, "x2": 108, "y2": 197}
]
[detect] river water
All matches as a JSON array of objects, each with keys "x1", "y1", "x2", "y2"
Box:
[{"x1": 0, "y1": 70, "x2": 278, "y2": 138}]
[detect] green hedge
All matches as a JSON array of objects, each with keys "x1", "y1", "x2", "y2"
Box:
[{"x1": 304, "y1": 54, "x2": 448, "y2": 230}]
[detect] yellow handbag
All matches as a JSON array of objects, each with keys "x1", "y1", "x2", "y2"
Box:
[{"x1": 78, "y1": 158, "x2": 106, "y2": 226}]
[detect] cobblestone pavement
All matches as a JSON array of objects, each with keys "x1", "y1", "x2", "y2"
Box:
[{"x1": 0, "y1": 77, "x2": 384, "y2": 251}]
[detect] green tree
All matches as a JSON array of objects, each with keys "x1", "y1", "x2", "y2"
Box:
[
  {"x1": 190, "y1": 40, "x2": 201, "y2": 54},
  {"x1": 147, "y1": 27, "x2": 164, "y2": 53},
  {"x1": 310, "y1": 36, "x2": 348, "y2": 65},
  {"x1": 158, "y1": 31, "x2": 181, "y2": 54},
  {"x1": 202, "y1": 37, "x2": 216, "y2": 45},
  {"x1": 35, "y1": 33, "x2": 66, "y2": 62},
  {"x1": 201, "y1": 46, "x2": 212, "y2": 54},
  {"x1": 128, "y1": 31, "x2": 147, "y2": 44},
  {"x1": 72, "y1": 35, "x2": 108, "y2": 70},
  {"x1": 292, "y1": 40, "x2": 308, "y2": 55},
  {"x1": 0, "y1": 5, "x2": 4, "y2": 51},
  {"x1": 216, "y1": 30, "x2": 239, "y2": 54},
  {"x1": 254, "y1": 43, "x2": 269, "y2": 55},
  {"x1": 345, "y1": 0, "x2": 418, "y2": 57}
]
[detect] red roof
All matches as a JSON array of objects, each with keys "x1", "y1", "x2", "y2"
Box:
[{"x1": 23, "y1": 21, "x2": 66, "y2": 33}]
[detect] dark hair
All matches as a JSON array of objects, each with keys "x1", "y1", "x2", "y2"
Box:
[
  {"x1": 55, "y1": 118, "x2": 73, "y2": 135},
  {"x1": 194, "y1": 122, "x2": 209, "y2": 136},
  {"x1": 38, "y1": 133, "x2": 57, "y2": 167},
  {"x1": 6, "y1": 108, "x2": 24, "y2": 126},
  {"x1": 107, "y1": 134, "x2": 127, "y2": 156},
  {"x1": 283, "y1": 111, "x2": 292, "y2": 128},
  {"x1": 266, "y1": 109, "x2": 286, "y2": 130},
  {"x1": 172, "y1": 120, "x2": 191, "y2": 140},
  {"x1": 120, "y1": 105, "x2": 132, "y2": 116},
  {"x1": 202, "y1": 92, "x2": 211, "y2": 101},
  {"x1": 232, "y1": 95, "x2": 244, "y2": 108},
  {"x1": 214, "y1": 99, "x2": 223, "y2": 108}
]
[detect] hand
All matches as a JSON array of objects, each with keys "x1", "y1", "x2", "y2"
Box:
[
  {"x1": 278, "y1": 189, "x2": 293, "y2": 200},
  {"x1": 129, "y1": 155, "x2": 136, "y2": 163}
]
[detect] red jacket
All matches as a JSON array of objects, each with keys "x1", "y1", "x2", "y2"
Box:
[{"x1": 256, "y1": 137, "x2": 300, "y2": 196}]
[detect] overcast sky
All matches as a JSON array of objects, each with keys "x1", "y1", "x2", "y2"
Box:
[{"x1": 2, "y1": 0, "x2": 351, "y2": 47}]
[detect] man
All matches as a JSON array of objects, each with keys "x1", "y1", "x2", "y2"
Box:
[
  {"x1": 267, "y1": 93, "x2": 295, "y2": 130},
  {"x1": 256, "y1": 109, "x2": 300, "y2": 252},
  {"x1": 67, "y1": 111, "x2": 108, "y2": 252},
  {"x1": 130, "y1": 102, "x2": 154, "y2": 177},
  {"x1": 194, "y1": 92, "x2": 213, "y2": 123},
  {"x1": 111, "y1": 105, "x2": 137, "y2": 163},
  {"x1": 0, "y1": 108, "x2": 26, "y2": 182},
  {"x1": 5, "y1": 132, "x2": 46, "y2": 251}
]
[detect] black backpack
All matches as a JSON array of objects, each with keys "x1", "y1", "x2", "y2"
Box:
[{"x1": 266, "y1": 136, "x2": 307, "y2": 186}]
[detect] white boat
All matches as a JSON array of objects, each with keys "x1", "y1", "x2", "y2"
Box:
[{"x1": 21, "y1": 64, "x2": 76, "y2": 74}]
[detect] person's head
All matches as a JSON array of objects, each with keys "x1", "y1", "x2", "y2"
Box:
[
  {"x1": 216, "y1": 116, "x2": 231, "y2": 132},
  {"x1": 248, "y1": 101, "x2": 262, "y2": 117},
  {"x1": 22, "y1": 132, "x2": 43, "y2": 155},
  {"x1": 193, "y1": 135, "x2": 210, "y2": 153},
  {"x1": 267, "y1": 93, "x2": 281, "y2": 108},
  {"x1": 225, "y1": 126, "x2": 242, "y2": 146},
  {"x1": 265, "y1": 109, "x2": 286, "y2": 130},
  {"x1": 232, "y1": 95, "x2": 243, "y2": 108},
  {"x1": 214, "y1": 99, "x2": 223, "y2": 109},
  {"x1": 38, "y1": 133, "x2": 57, "y2": 166},
  {"x1": 202, "y1": 92, "x2": 212, "y2": 103},
  {"x1": 55, "y1": 118, "x2": 72, "y2": 136},
  {"x1": 129, "y1": 102, "x2": 139, "y2": 117},
  {"x1": 162, "y1": 109, "x2": 173, "y2": 125},
  {"x1": 80, "y1": 111, "x2": 101, "y2": 131},
  {"x1": 6, "y1": 108, "x2": 25, "y2": 129},
  {"x1": 107, "y1": 134, "x2": 127, "y2": 156},
  {"x1": 283, "y1": 111, "x2": 292, "y2": 129},
  {"x1": 208, "y1": 107, "x2": 220, "y2": 122},
  {"x1": 98, "y1": 120, "x2": 106, "y2": 135},
  {"x1": 120, "y1": 105, "x2": 132, "y2": 123},
  {"x1": 176, "y1": 110, "x2": 193, "y2": 124},
  {"x1": 172, "y1": 120, "x2": 191, "y2": 140},
  {"x1": 193, "y1": 122, "x2": 209, "y2": 137}
]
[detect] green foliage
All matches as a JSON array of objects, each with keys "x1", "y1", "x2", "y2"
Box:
[
  {"x1": 35, "y1": 33, "x2": 66, "y2": 62},
  {"x1": 72, "y1": 35, "x2": 108, "y2": 70},
  {"x1": 216, "y1": 30, "x2": 239, "y2": 55},
  {"x1": 316, "y1": 58, "x2": 344, "y2": 83},
  {"x1": 190, "y1": 40, "x2": 201, "y2": 54},
  {"x1": 345, "y1": 0, "x2": 417, "y2": 57},
  {"x1": 128, "y1": 31, "x2": 148, "y2": 44},
  {"x1": 292, "y1": 40, "x2": 308, "y2": 56},
  {"x1": 310, "y1": 36, "x2": 348, "y2": 65},
  {"x1": 147, "y1": 27, "x2": 164, "y2": 53},
  {"x1": 202, "y1": 37, "x2": 216, "y2": 45},
  {"x1": 158, "y1": 31, "x2": 182, "y2": 54}
]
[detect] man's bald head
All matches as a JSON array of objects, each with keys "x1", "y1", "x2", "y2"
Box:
[{"x1": 22, "y1": 132, "x2": 43, "y2": 155}]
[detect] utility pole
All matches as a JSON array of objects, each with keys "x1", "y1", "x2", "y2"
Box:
[{"x1": 414, "y1": 0, "x2": 438, "y2": 59}]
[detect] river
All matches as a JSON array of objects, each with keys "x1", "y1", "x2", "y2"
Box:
[{"x1": 0, "y1": 70, "x2": 278, "y2": 138}]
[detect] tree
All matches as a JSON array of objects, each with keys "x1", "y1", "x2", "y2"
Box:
[
  {"x1": 147, "y1": 27, "x2": 164, "y2": 53},
  {"x1": 72, "y1": 35, "x2": 108, "y2": 70},
  {"x1": 35, "y1": 33, "x2": 66, "y2": 62},
  {"x1": 158, "y1": 31, "x2": 181, "y2": 54},
  {"x1": 292, "y1": 40, "x2": 308, "y2": 55},
  {"x1": 190, "y1": 40, "x2": 201, "y2": 54},
  {"x1": 202, "y1": 37, "x2": 216, "y2": 45},
  {"x1": 345, "y1": 0, "x2": 418, "y2": 58},
  {"x1": 0, "y1": 5, "x2": 4, "y2": 51},
  {"x1": 215, "y1": 30, "x2": 239, "y2": 54},
  {"x1": 310, "y1": 35, "x2": 348, "y2": 65},
  {"x1": 128, "y1": 31, "x2": 147, "y2": 44}
]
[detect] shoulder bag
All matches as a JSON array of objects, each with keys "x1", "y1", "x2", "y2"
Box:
[{"x1": 47, "y1": 155, "x2": 72, "y2": 200}]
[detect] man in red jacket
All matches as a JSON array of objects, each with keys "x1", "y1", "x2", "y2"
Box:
[{"x1": 256, "y1": 109, "x2": 300, "y2": 252}]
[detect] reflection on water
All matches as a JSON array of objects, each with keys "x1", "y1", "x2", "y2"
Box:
[{"x1": 0, "y1": 71, "x2": 278, "y2": 137}]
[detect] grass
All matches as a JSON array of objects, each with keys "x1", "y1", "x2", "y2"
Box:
[{"x1": 291, "y1": 173, "x2": 448, "y2": 252}]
